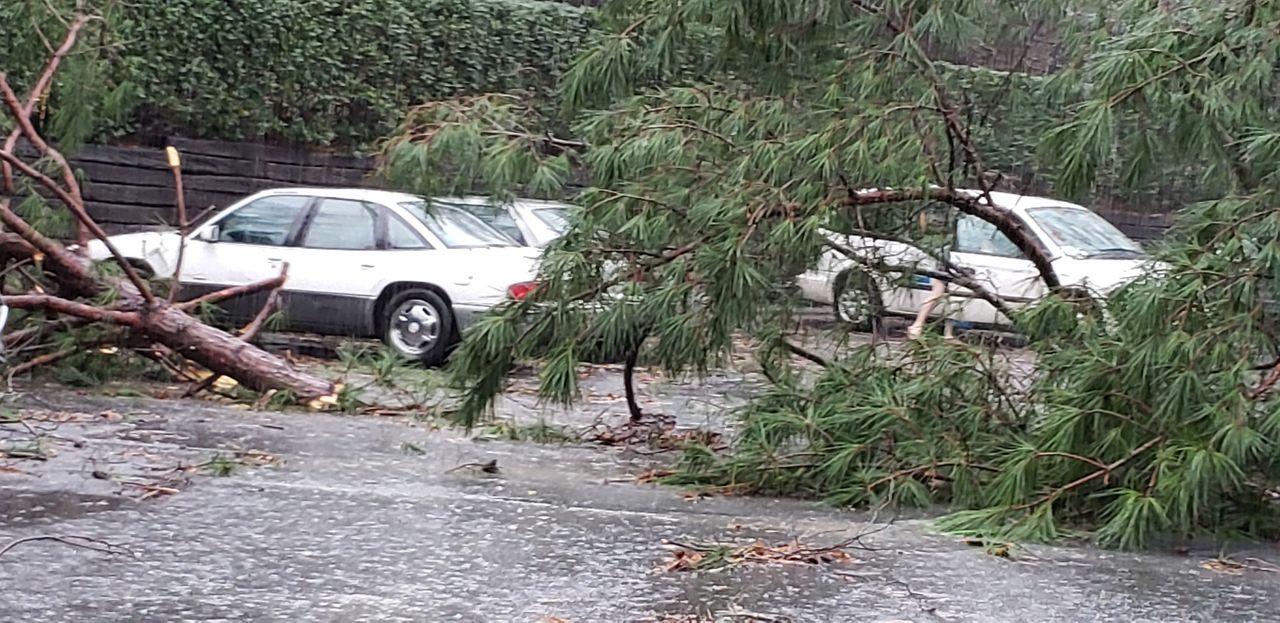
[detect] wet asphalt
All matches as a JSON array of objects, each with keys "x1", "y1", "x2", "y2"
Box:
[{"x1": 1, "y1": 358, "x2": 1279, "y2": 622}]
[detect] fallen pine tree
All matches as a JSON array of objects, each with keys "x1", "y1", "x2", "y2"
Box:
[{"x1": 0, "y1": 9, "x2": 334, "y2": 403}]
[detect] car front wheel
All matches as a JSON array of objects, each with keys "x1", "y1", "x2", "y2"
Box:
[
  {"x1": 832, "y1": 268, "x2": 885, "y2": 335},
  {"x1": 383, "y1": 289, "x2": 455, "y2": 365}
]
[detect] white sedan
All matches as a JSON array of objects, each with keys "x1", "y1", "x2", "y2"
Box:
[
  {"x1": 438, "y1": 196, "x2": 572, "y2": 247},
  {"x1": 796, "y1": 191, "x2": 1157, "y2": 330},
  {"x1": 89, "y1": 188, "x2": 540, "y2": 364}
]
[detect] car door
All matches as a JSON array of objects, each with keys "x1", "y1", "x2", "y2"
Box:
[
  {"x1": 280, "y1": 197, "x2": 386, "y2": 335},
  {"x1": 180, "y1": 194, "x2": 312, "y2": 323},
  {"x1": 948, "y1": 213, "x2": 1045, "y2": 325}
]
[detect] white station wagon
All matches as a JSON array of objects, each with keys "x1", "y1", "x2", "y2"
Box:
[
  {"x1": 89, "y1": 188, "x2": 540, "y2": 364},
  {"x1": 796, "y1": 191, "x2": 1157, "y2": 330}
]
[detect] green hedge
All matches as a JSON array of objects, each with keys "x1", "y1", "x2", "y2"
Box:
[{"x1": 101, "y1": 0, "x2": 594, "y2": 146}]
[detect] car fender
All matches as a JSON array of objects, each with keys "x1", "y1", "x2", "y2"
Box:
[
  {"x1": 86, "y1": 231, "x2": 180, "y2": 277},
  {"x1": 368, "y1": 247, "x2": 540, "y2": 309}
]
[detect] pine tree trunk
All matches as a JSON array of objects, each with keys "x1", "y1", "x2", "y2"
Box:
[{"x1": 141, "y1": 304, "x2": 333, "y2": 398}]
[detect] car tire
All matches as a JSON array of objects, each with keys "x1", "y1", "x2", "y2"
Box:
[
  {"x1": 832, "y1": 268, "x2": 885, "y2": 335},
  {"x1": 382, "y1": 289, "x2": 455, "y2": 366}
]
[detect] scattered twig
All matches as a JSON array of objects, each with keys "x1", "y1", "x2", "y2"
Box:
[
  {"x1": 1203, "y1": 556, "x2": 1280, "y2": 575},
  {"x1": 445, "y1": 459, "x2": 499, "y2": 474},
  {"x1": 0, "y1": 534, "x2": 133, "y2": 559},
  {"x1": 783, "y1": 339, "x2": 828, "y2": 367},
  {"x1": 1013, "y1": 436, "x2": 1165, "y2": 512}
]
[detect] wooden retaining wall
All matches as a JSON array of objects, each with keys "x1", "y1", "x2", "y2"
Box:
[
  {"x1": 72, "y1": 138, "x2": 1175, "y2": 241},
  {"x1": 75, "y1": 138, "x2": 378, "y2": 232}
]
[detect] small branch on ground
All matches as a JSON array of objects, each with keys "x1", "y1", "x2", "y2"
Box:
[
  {"x1": 445, "y1": 459, "x2": 500, "y2": 474},
  {"x1": 0, "y1": 534, "x2": 134, "y2": 559},
  {"x1": 783, "y1": 339, "x2": 829, "y2": 367}
]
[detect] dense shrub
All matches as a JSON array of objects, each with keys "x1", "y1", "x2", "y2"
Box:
[{"x1": 0, "y1": 0, "x2": 597, "y2": 146}]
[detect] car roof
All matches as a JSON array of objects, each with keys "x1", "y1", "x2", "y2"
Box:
[
  {"x1": 257, "y1": 189, "x2": 574, "y2": 211},
  {"x1": 431, "y1": 196, "x2": 573, "y2": 211},
  {"x1": 955, "y1": 189, "x2": 1088, "y2": 214},
  {"x1": 255, "y1": 187, "x2": 423, "y2": 205},
  {"x1": 254, "y1": 187, "x2": 1080, "y2": 216}
]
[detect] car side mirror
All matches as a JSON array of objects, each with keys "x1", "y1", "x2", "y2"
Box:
[{"x1": 193, "y1": 226, "x2": 219, "y2": 242}]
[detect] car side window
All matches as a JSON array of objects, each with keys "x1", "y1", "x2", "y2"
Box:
[
  {"x1": 955, "y1": 214, "x2": 1022, "y2": 258},
  {"x1": 460, "y1": 204, "x2": 525, "y2": 245},
  {"x1": 302, "y1": 199, "x2": 378, "y2": 250},
  {"x1": 387, "y1": 214, "x2": 429, "y2": 249},
  {"x1": 216, "y1": 195, "x2": 310, "y2": 246}
]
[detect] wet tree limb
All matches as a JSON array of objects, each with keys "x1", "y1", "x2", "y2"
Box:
[
  {"x1": 842, "y1": 187, "x2": 1060, "y2": 290},
  {"x1": 178, "y1": 274, "x2": 288, "y2": 312}
]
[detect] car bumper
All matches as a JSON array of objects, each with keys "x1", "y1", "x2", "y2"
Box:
[
  {"x1": 453, "y1": 303, "x2": 493, "y2": 332},
  {"x1": 795, "y1": 271, "x2": 834, "y2": 304}
]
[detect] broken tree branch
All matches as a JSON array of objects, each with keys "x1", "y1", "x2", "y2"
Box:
[
  {"x1": 0, "y1": 136, "x2": 156, "y2": 305},
  {"x1": 185, "y1": 264, "x2": 289, "y2": 398},
  {"x1": 0, "y1": 78, "x2": 88, "y2": 247},
  {"x1": 1012, "y1": 436, "x2": 1165, "y2": 512},
  {"x1": 0, "y1": 10, "x2": 334, "y2": 401},
  {"x1": 238, "y1": 263, "x2": 288, "y2": 341},
  {"x1": 843, "y1": 187, "x2": 1060, "y2": 290},
  {"x1": 784, "y1": 339, "x2": 830, "y2": 367},
  {"x1": 166, "y1": 146, "x2": 188, "y2": 304},
  {"x1": 1, "y1": 316, "x2": 92, "y2": 349},
  {"x1": 2, "y1": 294, "x2": 139, "y2": 325},
  {"x1": 623, "y1": 345, "x2": 645, "y2": 423},
  {"x1": 0, "y1": 14, "x2": 90, "y2": 200},
  {"x1": 5, "y1": 329, "x2": 126, "y2": 380},
  {"x1": 178, "y1": 274, "x2": 288, "y2": 312}
]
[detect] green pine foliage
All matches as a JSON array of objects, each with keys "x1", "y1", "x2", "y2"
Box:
[{"x1": 387, "y1": 0, "x2": 1280, "y2": 549}]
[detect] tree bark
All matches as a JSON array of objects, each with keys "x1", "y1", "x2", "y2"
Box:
[{"x1": 142, "y1": 304, "x2": 332, "y2": 397}]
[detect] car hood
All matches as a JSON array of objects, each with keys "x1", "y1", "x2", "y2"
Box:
[{"x1": 1054, "y1": 256, "x2": 1167, "y2": 295}]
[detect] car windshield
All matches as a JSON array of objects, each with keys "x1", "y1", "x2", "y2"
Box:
[
  {"x1": 1026, "y1": 207, "x2": 1145, "y2": 259},
  {"x1": 399, "y1": 201, "x2": 517, "y2": 248},
  {"x1": 532, "y1": 207, "x2": 570, "y2": 234}
]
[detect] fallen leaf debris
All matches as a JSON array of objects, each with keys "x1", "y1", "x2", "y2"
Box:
[{"x1": 660, "y1": 538, "x2": 855, "y2": 573}]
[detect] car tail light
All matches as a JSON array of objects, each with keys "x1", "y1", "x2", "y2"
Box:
[{"x1": 507, "y1": 281, "x2": 539, "y2": 301}]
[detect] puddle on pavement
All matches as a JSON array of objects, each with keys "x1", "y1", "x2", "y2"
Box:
[
  {"x1": 129, "y1": 419, "x2": 275, "y2": 453},
  {"x1": 0, "y1": 489, "x2": 132, "y2": 525}
]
